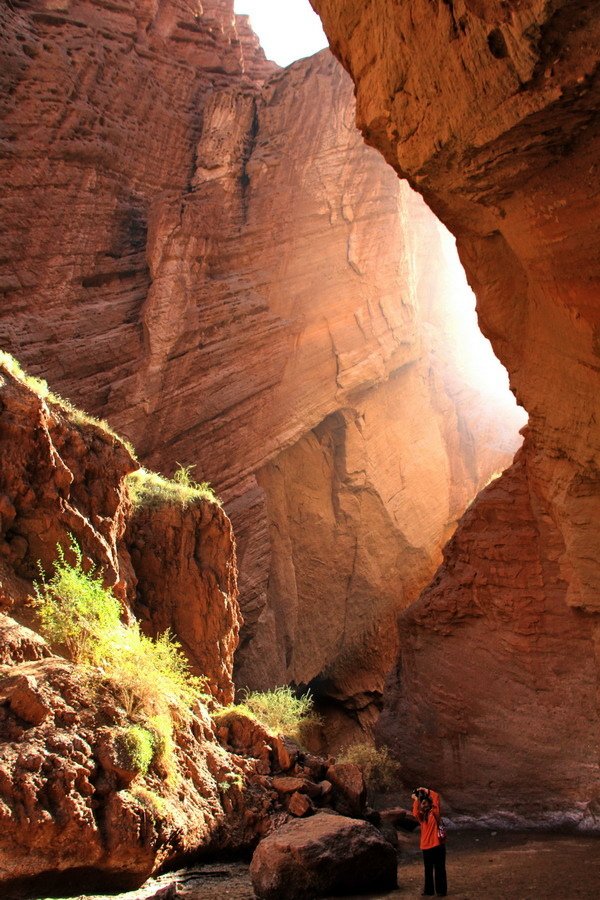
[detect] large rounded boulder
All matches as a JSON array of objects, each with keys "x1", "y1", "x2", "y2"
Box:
[{"x1": 250, "y1": 811, "x2": 398, "y2": 899}]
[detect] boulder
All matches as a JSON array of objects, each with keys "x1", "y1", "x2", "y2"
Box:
[
  {"x1": 250, "y1": 811, "x2": 397, "y2": 899},
  {"x1": 379, "y1": 806, "x2": 419, "y2": 833}
]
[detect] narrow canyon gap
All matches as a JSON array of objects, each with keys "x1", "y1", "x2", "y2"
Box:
[{"x1": 311, "y1": 0, "x2": 600, "y2": 822}]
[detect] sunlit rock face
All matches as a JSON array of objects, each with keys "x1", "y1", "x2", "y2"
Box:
[
  {"x1": 312, "y1": 0, "x2": 600, "y2": 815},
  {"x1": 1, "y1": 1, "x2": 523, "y2": 740},
  {"x1": 380, "y1": 443, "x2": 599, "y2": 827},
  {"x1": 0, "y1": 0, "x2": 275, "y2": 403}
]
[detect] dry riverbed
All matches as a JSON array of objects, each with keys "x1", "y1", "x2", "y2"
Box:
[{"x1": 44, "y1": 830, "x2": 600, "y2": 900}]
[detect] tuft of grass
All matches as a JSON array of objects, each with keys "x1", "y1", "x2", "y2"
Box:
[
  {"x1": 483, "y1": 470, "x2": 503, "y2": 488},
  {"x1": 0, "y1": 349, "x2": 137, "y2": 458},
  {"x1": 219, "y1": 771, "x2": 244, "y2": 793},
  {"x1": 130, "y1": 784, "x2": 172, "y2": 818},
  {"x1": 337, "y1": 742, "x2": 401, "y2": 796},
  {"x1": 126, "y1": 466, "x2": 221, "y2": 510},
  {"x1": 115, "y1": 725, "x2": 155, "y2": 777},
  {"x1": 214, "y1": 687, "x2": 321, "y2": 744},
  {"x1": 35, "y1": 538, "x2": 207, "y2": 778}
]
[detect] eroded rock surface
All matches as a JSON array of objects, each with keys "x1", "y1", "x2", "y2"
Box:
[
  {"x1": 0, "y1": 0, "x2": 524, "y2": 736},
  {"x1": 0, "y1": 361, "x2": 250, "y2": 890},
  {"x1": 311, "y1": 0, "x2": 600, "y2": 816},
  {"x1": 379, "y1": 445, "x2": 600, "y2": 826},
  {"x1": 127, "y1": 499, "x2": 240, "y2": 704}
]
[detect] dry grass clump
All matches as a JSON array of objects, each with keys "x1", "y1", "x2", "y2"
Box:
[
  {"x1": 214, "y1": 686, "x2": 321, "y2": 745},
  {"x1": 337, "y1": 742, "x2": 401, "y2": 795},
  {"x1": 0, "y1": 349, "x2": 136, "y2": 458},
  {"x1": 126, "y1": 465, "x2": 220, "y2": 509}
]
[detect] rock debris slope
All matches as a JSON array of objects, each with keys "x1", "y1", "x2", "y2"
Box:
[
  {"x1": 311, "y1": 0, "x2": 600, "y2": 818},
  {"x1": 1, "y1": 0, "x2": 523, "y2": 740}
]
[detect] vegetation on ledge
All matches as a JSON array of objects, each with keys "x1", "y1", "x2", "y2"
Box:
[
  {"x1": 0, "y1": 349, "x2": 137, "y2": 458},
  {"x1": 126, "y1": 464, "x2": 221, "y2": 509},
  {"x1": 213, "y1": 686, "x2": 321, "y2": 745},
  {"x1": 337, "y1": 742, "x2": 401, "y2": 797}
]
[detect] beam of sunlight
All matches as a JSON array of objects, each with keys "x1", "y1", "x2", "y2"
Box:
[{"x1": 234, "y1": 0, "x2": 328, "y2": 67}]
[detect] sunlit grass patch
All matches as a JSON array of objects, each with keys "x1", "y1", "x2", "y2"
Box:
[
  {"x1": 115, "y1": 724, "x2": 156, "y2": 777},
  {"x1": 126, "y1": 465, "x2": 220, "y2": 509},
  {"x1": 213, "y1": 686, "x2": 321, "y2": 744},
  {"x1": 35, "y1": 537, "x2": 207, "y2": 780}
]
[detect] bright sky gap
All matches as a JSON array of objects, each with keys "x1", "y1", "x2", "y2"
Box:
[{"x1": 234, "y1": 0, "x2": 328, "y2": 67}]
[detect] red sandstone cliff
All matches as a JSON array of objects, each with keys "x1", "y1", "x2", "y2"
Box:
[
  {"x1": 311, "y1": 0, "x2": 600, "y2": 820},
  {"x1": 0, "y1": 358, "x2": 254, "y2": 890},
  {"x1": 0, "y1": 0, "x2": 523, "y2": 741}
]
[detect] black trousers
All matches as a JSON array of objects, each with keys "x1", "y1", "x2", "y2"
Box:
[{"x1": 422, "y1": 843, "x2": 447, "y2": 896}]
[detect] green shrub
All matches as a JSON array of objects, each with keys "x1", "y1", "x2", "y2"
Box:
[
  {"x1": 34, "y1": 539, "x2": 122, "y2": 661},
  {"x1": 337, "y1": 742, "x2": 401, "y2": 795},
  {"x1": 93, "y1": 623, "x2": 206, "y2": 721},
  {"x1": 115, "y1": 725, "x2": 155, "y2": 777},
  {"x1": 126, "y1": 467, "x2": 220, "y2": 509},
  {"x1": 0, "y1": 350, "x2": 136, "y2": 458},
  {"x1": 215, "y1": 687, "x2": 321, "y2": 743},
  {"x1": 36, "y1": 539, "x2": 207, "y2": 778},
  {"x1": 219, "y1": 771, "x2": 244, "y2": 793}
]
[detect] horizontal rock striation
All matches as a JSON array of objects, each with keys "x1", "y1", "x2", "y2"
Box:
[
  {"x1": 1, "y1": 1, "x2": 523, "y2": 742},
  {"x1": 311, "y1": 0, "x2": 600, "y2": 816}
]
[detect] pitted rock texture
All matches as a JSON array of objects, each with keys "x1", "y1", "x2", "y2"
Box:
[
  {"x1": 0, "y1": 364, "x2": 267, "y2": 890},
  {"x1": 1, "y1": 1, "x2": 522, "y2": 733},
  {"x1": 311, "y1": 0, "x2": 600, "y2": 813},
  {"x1": 0, "y1": 656, "x2": 266, "y2": 895},
  {"x1": 0, "y1": 356, "x2": 240, "y2": 699},
  {"x1": 0, "y1": 365, "x2": 136, "y2": 613}
]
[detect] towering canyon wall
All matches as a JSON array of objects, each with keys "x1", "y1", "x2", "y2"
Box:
[
  {"x1": 1, "y1": 0, "x2": 523, "y2": 747},
  {"x1": 311, "y1": 0, "x2": 600, "y2": 820}
]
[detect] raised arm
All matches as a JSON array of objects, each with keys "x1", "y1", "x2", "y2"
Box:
[
  {"x1": 412, "y1": 795, "x2": 422, "y2": 821},
  {"x1": 428, "y1": 789, "x2": 441, "y2": 821}
]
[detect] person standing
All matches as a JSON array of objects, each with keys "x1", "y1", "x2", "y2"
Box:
[{"x1": 411, "y1": 786, "x2": 447, "y2": 897}]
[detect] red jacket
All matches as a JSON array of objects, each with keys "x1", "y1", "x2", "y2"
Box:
[{"x1": 412, "y1": 789, "x2": 442, "y2": 850}]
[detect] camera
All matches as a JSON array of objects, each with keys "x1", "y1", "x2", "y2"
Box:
[{"x1": 413, "y1": 788, "x2": 429, "y2": 802}]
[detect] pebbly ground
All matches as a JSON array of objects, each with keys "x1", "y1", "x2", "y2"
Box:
[{"x1": 45, "y1": 830, "x2": 600, "y2": 899}]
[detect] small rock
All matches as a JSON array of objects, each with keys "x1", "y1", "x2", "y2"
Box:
[
  {"x1": 287, "y1": 791, "x2": 312, "y2": 817},
  {"x1": 271, "y1": 735, "x2": 295, "y2": 772},
  {"x1": 272, "y1": 776, "x2": 306, "y2": 795},
  {"x1": 2, "y1": 675, "x2": 51, "y2": 725}
]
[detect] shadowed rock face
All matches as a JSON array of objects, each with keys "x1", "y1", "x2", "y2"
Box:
[{"x1": 311, "y1": 0, "x2": 600, "y2": 818}]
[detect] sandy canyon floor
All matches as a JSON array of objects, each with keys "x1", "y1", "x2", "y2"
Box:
[{"x1": 40, "y1": 830, "x2": 600, "y2": 900}]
